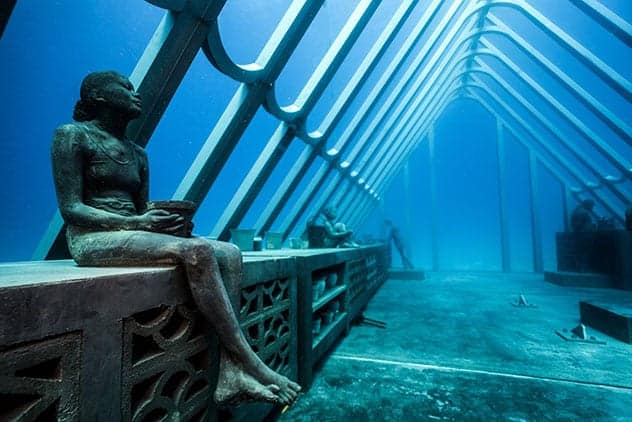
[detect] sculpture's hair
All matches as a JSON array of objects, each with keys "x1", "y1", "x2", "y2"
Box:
[{"x1": 73, "y1": 71, "x2": 122, "y2": 122}]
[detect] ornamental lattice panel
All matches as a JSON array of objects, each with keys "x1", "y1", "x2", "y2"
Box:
[
  {"x1": 347, "y1": 258, "x2": 368, "y2": 303},
  {"x1": 0, "y1": 333, "x2": 82, "y2": 421},
  {"x1": 239, "y1": 278, "x2": 291, "y2": 374},
  {"x1": 121, "y1": 304, "x2": 213, "y2": 422}
]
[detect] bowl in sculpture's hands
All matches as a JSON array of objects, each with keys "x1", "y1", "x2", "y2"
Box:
[{"x1": 146, "y1": 200, "x2": 196, "y2": 237}]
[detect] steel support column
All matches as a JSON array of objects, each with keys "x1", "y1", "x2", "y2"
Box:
[
  {"x1": 528, "y1": 151, "x2": 543, "y2": 272},
  {"x1": 428, "y1": 125, "x2": 440, "y2": 271},
  {"x1": 496, "y1": 119, "x2": 511, "y2": 272}
]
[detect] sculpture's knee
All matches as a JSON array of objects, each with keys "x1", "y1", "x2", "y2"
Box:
[
  {"x1": 179, "y1": 237, "x2": 214, "y2": 267},
  {"x1": 224, "y1": 242, "x2": 242, "y2": 264}
]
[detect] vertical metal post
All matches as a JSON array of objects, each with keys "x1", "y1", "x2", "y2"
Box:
[
  {"x1": 403, "y1": 161, "x2": 412, "y2": 235},
  {"x1": 428, "y1": 125, "x2": 439, "y2": 271},
  {"x1": 496, "y1": 119, "x2": 511, "y2": 272},
  {"x1": 528, "y1": 150, "x2": 544, "y2": 272},
  {"x1": 403, "y1": 161, "x2": 413, "y2": 264}
]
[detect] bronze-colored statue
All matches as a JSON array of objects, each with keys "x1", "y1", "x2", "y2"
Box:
[
  {"x1": 307, "y1": 205, "x2": 357, "y2": 248},
  {"x1": 570, "y1": 199, "x2": 596, "y2": 232},
  {"x1": 384, "y1": 219, "x2": 413, "y2": 269},
  {"x1": 51, "y1": 71, "x2": 300, "y2": 406}
]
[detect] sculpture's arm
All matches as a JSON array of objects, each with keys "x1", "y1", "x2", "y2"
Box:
[
  {"x1": 134, "y1": 145, "x2": 150, "y2": 214},
  {"x1": 51, "y1": 124, "x2": 174, "y2": 231},
  {"x1": 324, "y1": 221, "x2": 352, "y2": 238}
]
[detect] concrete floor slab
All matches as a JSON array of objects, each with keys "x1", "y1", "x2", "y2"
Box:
[
  {"x1": 281, "y1": 356, "x2": 632, "y2": 421},
  {"x1": 278, "y1": 272, "x2": 632, "y2": 420}
]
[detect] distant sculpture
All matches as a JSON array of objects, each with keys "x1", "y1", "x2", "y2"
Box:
[
  {"x1": 384, "y1": 220, "x2": 413, "y2": 269},
  {"x1": 51, "y1": 71, "x2": 299, "y2": 406},
  {"x1": 307, "y1": 205, "x2": 357, "y2": 248},
  {"x1": 570, "y1": 199, "x2": 596, "y2": 232},
  {"x1": 626, "y1": 205, "x2": 632, "y2": 231}
]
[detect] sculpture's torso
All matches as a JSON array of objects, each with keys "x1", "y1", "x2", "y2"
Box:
[{"x1": 77, "y1": 123, "x2": 146, "y2": 217}]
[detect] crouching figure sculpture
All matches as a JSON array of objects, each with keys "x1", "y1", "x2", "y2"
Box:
[{"x1": 51, "y1": 71, "x2": 300, "y2": 406}]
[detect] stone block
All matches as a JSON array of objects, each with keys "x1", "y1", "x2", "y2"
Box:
[
  {"x1": 580, "y1": 300, "x2": 632, "y2": 344},
  {"x1": 544, "y1": 271, "x2": 615, "y2": 288}
]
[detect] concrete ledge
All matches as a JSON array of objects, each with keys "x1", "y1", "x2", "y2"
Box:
[
  {"x1": 388, "y1": 268, "x2": 425, "y2": 281},
  {"x1": 580, "y1": 300, "x2": 632, "y2": 344},
  {"x1": 0, "y1": 245, "x2": 390, "y2": 420},
  {"x1": 544, "y1": 271, "x2": 614, "y2": 288}
]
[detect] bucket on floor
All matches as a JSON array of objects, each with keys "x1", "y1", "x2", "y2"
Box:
[
  {"x1": 230, "y1": 228, "x2": 256, "y2": 251},
  {"x1": 266, "y1": 232, "x2": 283, "y2": 249}
]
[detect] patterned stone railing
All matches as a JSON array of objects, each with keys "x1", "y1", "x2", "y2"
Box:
[{"x1": 0, "y1": 245, "x2": 387, "y2": 421}]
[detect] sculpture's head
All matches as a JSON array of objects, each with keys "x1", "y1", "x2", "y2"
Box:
[
  {"x1": 73, "y1": 71, "x2": 142, "y2": 122},
  {"x1": 323, "y1": 205, "x2": 337, "y2": 220},
  {"x1": 581, "y1": 199, "x2": 595, "y2": 211}
]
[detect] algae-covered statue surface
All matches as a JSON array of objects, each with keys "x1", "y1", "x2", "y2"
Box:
[
  {"x1": 307, "y1": 205, "x2": 357, "y2": 248},
  {"x1": 51, "y1": 71, "x2": 300, "y2": 406}
]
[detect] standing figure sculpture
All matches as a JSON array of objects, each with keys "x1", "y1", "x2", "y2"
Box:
[
  {"x1": 384, "y1": 220, "x2": 413, "y2": 269},
  {"x1": 51, "y1": 71, "x2": 300, "y2": 406}
]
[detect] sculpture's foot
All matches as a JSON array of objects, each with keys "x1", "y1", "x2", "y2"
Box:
[
  {"x1": 214, "y1": 361, "x2": 281, "y2": 406},
  {"x1": 253, "y1": 365, "x2": 301, "y2": 405}
]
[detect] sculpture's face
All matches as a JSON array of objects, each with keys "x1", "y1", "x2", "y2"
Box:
[{"x1": 98, "y1": 75, "x2": 142, "y2": 118}]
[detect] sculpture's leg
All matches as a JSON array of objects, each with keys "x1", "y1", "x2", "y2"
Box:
[
  {"x1": 67, "y1": 230, "x2": 300, "y2": 405},
  {"x1": 208, "y1": 240, "x2": 242, "y2": 311},
  {"x1": 203, "y1": 240, "x2": 300, "y2": 405}
]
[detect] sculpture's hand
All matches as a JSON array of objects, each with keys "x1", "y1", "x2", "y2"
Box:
[{"x1": 136, "y1": 209, "x2": 185, "y2": 234}]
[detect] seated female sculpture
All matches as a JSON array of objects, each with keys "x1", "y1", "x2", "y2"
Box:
[
  {"x1": 51, "y1": 71, "x2": 300, "y2": 406},
  {"x1": 307, "y1": 205, "x2": 357, "y2": 248}
]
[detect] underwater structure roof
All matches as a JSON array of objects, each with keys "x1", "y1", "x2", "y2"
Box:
[{"x1": 0, "y1": 0, "x2": 629, "y2": 265}]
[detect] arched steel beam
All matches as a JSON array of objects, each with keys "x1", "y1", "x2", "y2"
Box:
[
  {"x1": 253, "y1": 0, "x2": 463, "y2": 236},
  {"x1": 359, "y1": 24, "x2": 631, "y2": 193},
  {"x1": 569, "y1": 0, "x2": 632, "y2": 47},
  {"x1": 203, "y1": 22, "x2": 266, "y2": 83},
  {"x1": 281, "y1": 73, "x2": 459, "y2": 239},
  {"x1": 318, "y1": 58, "x2": 466, "y2": 232},
  {"x1": 249, "y1": 0, "x2": 428, "y2": 237},
  {"x1": 486, "y1": 15, "x2": 632, "y2": 147},
  {"x1": 310, "y1": 0, "x2": 437, "y2": 144},
  {"x1": 470, "y1": 94, "x2": 601, "y2": 200},
  {"x1": 468, "y1": 67, "x2": 630, "y2": 205},
  {"x1": 343, "y1": 1, "x2": 479, "y2": 169},
  {"x1": 486, "y1": 0, "x2": 631, "y2": 102},
  {"x1": 171, "y1": 0, "x2": 324, "y2": 209},
  {"x1": 208, "y1": 0, "x2": 381, "y2": 240},
  {"x1": 360, "y1": 16, "x2": 626, "y2": 204},
  {"x1": 263, "y1": 0, "x2": 381, "y2": 131},
  {"x1": 337, "y1": 91, "x2": 460, "y2": 230},
  {"x1": 477, "y1": 41, "x2": 632, "y2": 178},
  {"x1": 467, "y1": 80, "x2": 624, "y2": 222},
  {"x1": 327, "y1": 0, "x2": 467, "y2": 163},
  {"x1": 348, "y1": 0, "x2": 632, "y2": 192}
]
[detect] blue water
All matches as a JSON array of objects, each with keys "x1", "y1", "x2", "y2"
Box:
[{"x1": 0, "y1": 0, "x2": 630, "y2": 270}]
